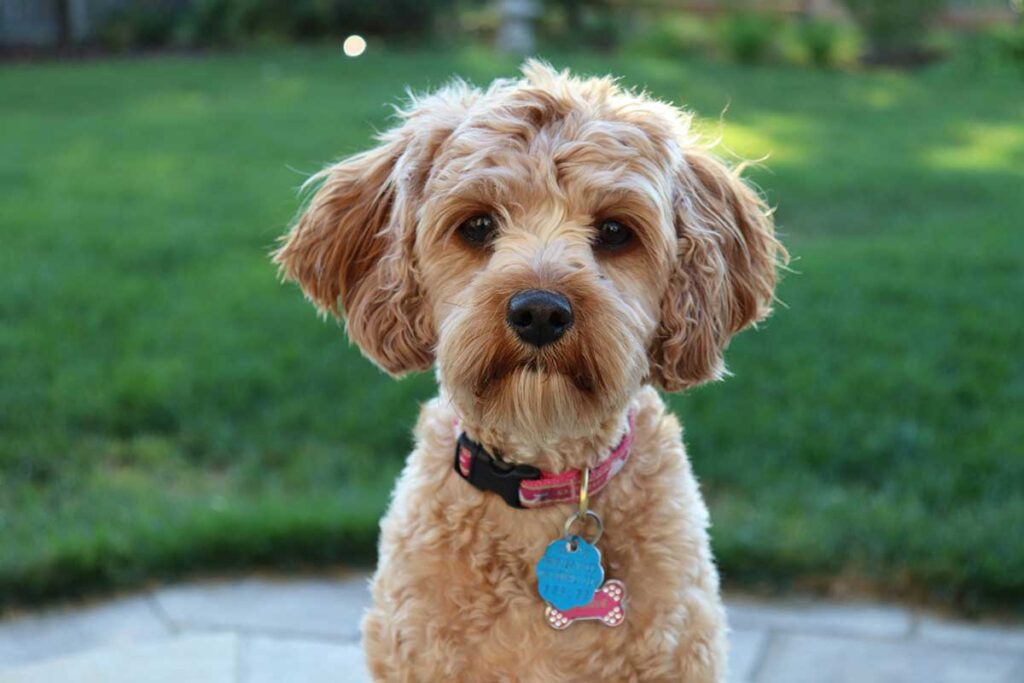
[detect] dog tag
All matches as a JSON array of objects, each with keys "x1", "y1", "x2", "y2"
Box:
[{"x1": 536, "y1": 535, "x2": 605, "y2": 611}]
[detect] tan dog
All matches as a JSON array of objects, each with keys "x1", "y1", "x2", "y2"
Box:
[{"x1": 275, "y1": 61, "x2": 782, "y2": 682}]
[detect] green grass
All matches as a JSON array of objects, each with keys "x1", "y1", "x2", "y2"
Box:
[{"x1": 1, "y1": 47, "x2": 1022, "y2": 613}]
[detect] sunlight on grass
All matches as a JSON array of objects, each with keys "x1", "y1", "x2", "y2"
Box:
[
  {"x1": 925, "y1": 123, "x2": 1024, "y2": 171},
  {"x1": 696, "y1": 114, "x2": 811, "y2": 165},
  {"x1": 861, "y1": 84, "x2": 899, "y2": 110}
]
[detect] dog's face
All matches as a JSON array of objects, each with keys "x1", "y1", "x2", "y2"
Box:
[{"x1": 275, "y1": 62, "x2": 781, "y2": 439}]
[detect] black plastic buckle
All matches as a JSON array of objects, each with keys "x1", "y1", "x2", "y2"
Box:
[{"x1": 454, "y1": 433, "x2": 542, "y2": 509}]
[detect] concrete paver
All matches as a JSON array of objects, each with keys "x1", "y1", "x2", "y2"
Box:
[
  {"x1": 0, "y1": 594, "x2": 170, "y2": 668},
  {"x1": 1, "y1": 575, "x2": 1022, "y2": 682},
  {"x1": 917, "y1": 616, "x2": 1024, "y2": 653},
  {"x1": 0, "y1": 633, "x2": 237, "y2": 683},
  {"x1": 242, "y1": 636, "x2": 371, "y2": 683},
  {"x1": 153, "y1": 575, "x2": 371, "y2": 641},
  {"x1": 757, "y1": 633, "x2": 1023, "y2": 683},
  {"x1": 727, "y1": 596, "x2": 914, "y2": 639},
  {"x1": 727, "y1": 628, "x2": 768, "y2": 683}
]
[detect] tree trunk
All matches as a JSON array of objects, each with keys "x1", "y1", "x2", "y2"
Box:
[{"x1": 55, "y1": 0, "x2": 71, "y2": 47}]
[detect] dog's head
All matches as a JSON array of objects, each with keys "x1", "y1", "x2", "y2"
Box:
[{"x1": 275, "y1": 62, "x2": 783, "y2": 439}]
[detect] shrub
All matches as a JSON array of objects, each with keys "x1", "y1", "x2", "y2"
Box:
[
  {"x1": 938, "y1": 29, "x2": 994, "y2": 74},
  {"x1": 574, "y1": 6, "x2": 630, "y2": 52},
  {"x1": 626, "y1": 14, "x2": 715, "y2": 60},
  {"x1": 98, "y1": 0, "x2": 455, "y2": 50},
  {"x1": 539, "y1": 0, "x2": 628, "y2": 52},
  {"x1": 796, "y1": 19, "x2": 843, "y2": 68},
  {"x1": 457, "y1": 2, "x2": 500, "y2": 45},
  {"x1": 718, "y1": 12, "x2": 780, "y2": 65},
  {"x1": 993, "y1": 22, "x2": 1024, "y2": 69},
  {"x1": 98, "y1": 0, "x2": 183, "y2": 50},
  {"x1": 843, "y1": 0, "x2": 944, "y2": 62},
  {"x1": 942, "y1": 22, "x2": 1024, "y2": 77}
]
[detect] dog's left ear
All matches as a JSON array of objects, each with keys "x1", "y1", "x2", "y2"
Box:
[
  {"x1": 273, "y1": 86, "x2": 473, "y2": 376},
  {"x1": 649, "y1": 148, "x2": 783, "y2": 392}
]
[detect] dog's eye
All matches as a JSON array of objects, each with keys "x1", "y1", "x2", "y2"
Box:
[
  {"x1": 458, "y1": 214, "x2": 497, "y2": 247},
  {"x1": 593, "y1": 219, "x2": 633, "y2": 251}
]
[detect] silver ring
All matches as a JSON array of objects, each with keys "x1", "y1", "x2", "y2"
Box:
[{"x1": 563, "y1": 509, "x2": 603, "y2": 545}]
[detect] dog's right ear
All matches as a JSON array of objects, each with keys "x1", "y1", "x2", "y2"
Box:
[{"x1": 273, "y1": 86, "x2": 473, "y2": 376}]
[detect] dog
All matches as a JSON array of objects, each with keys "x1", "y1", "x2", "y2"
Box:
[{"x1": 274, "y1": 61, "x2": 782, "y2": 682}]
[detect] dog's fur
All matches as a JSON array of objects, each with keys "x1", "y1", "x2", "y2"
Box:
[{"x1": 275, "y1": 62, "x2": 783, "y2": 682}]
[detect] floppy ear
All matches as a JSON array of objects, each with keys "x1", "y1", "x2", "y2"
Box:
[
  {"x1": 649, "y1": 148, "x2": 784, "y2": 392},
  {"x1": 273, "y1": 87, "x2": 472, "y2": 376}
]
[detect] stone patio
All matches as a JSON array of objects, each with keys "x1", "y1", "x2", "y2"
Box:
[{"x1": 1, "y1": 574, "x2": 1021, "y2": 682}]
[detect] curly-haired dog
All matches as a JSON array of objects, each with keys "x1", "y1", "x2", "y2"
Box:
[{"x1": 275, "y1": 61, "x2": 782, "y2": 682}]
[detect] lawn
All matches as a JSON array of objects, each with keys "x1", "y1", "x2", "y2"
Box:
[{"x1": 1, "y1": 46, "x2": 1022, "y2": 613}]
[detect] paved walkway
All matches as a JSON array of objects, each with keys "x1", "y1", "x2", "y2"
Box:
[{"x1": 1, "y1": 574, "x2": 1022, "y2": 682}]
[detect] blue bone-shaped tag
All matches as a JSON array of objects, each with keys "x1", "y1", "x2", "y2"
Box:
[{"x1": 536, "y1": 535, "x2": 604, "y2": 611}]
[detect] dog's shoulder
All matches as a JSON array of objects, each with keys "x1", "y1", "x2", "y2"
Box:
[
  {"x1": 632, "y1": 384, "x2": 683, "y2": 443},
  {"x1": 408, "y1": 395, "x2": 457, "y2": 462}
]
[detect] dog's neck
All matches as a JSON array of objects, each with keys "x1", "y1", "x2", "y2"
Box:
[{"x1": 447, "y1": 393, "x2": 637, "y2": 473}]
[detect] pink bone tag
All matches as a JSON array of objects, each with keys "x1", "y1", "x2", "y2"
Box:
[{"x1": 544, "y1": 579, "x2": 627, "y2": 629}]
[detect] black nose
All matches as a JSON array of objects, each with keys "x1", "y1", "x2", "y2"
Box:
[{"x1": 507, "y1": 289, "x2": 573, "y2": 348}]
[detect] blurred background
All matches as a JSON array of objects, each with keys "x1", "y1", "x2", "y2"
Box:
[{"x1": 1, "y1": 0, "x2": 1021, "y2": 618}]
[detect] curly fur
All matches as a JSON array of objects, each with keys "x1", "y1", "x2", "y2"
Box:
[{"x1": 274, "y1": 60, "x2": 784, "y2": 682}]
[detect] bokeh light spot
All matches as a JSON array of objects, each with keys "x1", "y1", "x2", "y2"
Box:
[{"x1": 343, "y1": 35, "x2": 366, "y2": 58}]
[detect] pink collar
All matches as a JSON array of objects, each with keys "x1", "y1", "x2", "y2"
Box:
[{"x1": 453, "y1": 412, "x2": 636, "y2": 509}]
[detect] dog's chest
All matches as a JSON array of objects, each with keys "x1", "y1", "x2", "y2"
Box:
[{"x1": 364, "y1": 397, "x2": 726, "y2": 680}]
